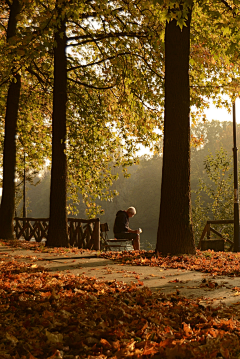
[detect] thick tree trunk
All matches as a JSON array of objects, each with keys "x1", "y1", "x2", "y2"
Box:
[
  {"x1": 47, "y1": 4, "x2": 68, "y2": 247},
  {"x1": 156, "y1": 8, "x2": 196, "y2": 255},
  {"x1": 0, "y1": 0, "x2": 21, "y2": 239}
]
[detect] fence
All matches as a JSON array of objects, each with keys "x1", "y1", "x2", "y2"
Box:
[{"x1": 14, "y1": 217, "x2": 100, "y2": 250}]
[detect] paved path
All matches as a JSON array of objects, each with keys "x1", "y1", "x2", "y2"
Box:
[{"x1": 1, "y1": 245, "x2": 240, "y2": 307}]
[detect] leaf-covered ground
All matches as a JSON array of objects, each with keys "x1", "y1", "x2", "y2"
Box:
[
  {"x1": 100, "y1": 250, "x2": 240, "y2": 277},
  {"x1": 1, "y1": 260, "x2": 240, "y2": 359},
  {"x1": 3, "y1": 240, "x2": 240, "y2": 277},
  {"x1": 1, "y1": 241, "x2": 240, "y2": 358}
]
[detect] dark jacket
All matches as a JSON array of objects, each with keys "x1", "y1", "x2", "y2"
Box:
[{"x1": 113, "y1": 210, "x2": 129, "y2": 235}]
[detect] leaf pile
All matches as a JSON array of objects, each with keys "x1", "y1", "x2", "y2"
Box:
[
  {"x1": 0, "y1": 259, "x2": 240, "y2": 358},
  {"x1": 100, "y1": 250, "x2": 240, "y2": 277}
]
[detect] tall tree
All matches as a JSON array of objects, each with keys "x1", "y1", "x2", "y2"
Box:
[
  {"x1": 0, "y1": 0, "x2": 54, "y2": 238},
  {"x1": 156, "y1": 1, "x2": 196, "y2": 255},
  {"x1": 47, "y1": 0, "x2": 164, "y2": 246},
  {"x1": 0, "y1": 0, "x2": 21, "y2": 239},
  {"x1": 47, "y1": 0, "x2": 68, "y2": 247}
]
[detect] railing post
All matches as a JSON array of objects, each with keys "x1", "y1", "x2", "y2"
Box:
[
  {"x1": 93, "y1": 218, "x2": 100, "y2": 250},
  {"x1": 26, "y1": 219, "x2": 30, "y2": 241},
  {"x1": 15, "y1": 218, "x2": 19, "y2": 239},
  {"x1": 207, "y1": 222, "x2": 211, "y2": 239},
  {"x1": 68, "y1": 219, "x2": 73, "y2": 246}
]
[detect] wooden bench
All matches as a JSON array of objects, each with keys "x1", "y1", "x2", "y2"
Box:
[{"x1": 100, "y1": 223, "x2": 133, "y2": 251}]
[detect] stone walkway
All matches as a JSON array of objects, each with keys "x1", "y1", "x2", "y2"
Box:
[{"x1": 1, "y1": 244, "x2": 240, "y2": 307}]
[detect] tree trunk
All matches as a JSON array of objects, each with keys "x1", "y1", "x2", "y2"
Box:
[
  {"x1": 47, "y1": 3, "x2": 68, "y2": 247},
  {"x1": 0, "y1": 0, "x2": 21, "y2": 239},
  {"x1": 156, "y1": 7, "x2": 196, "y2": 255}
]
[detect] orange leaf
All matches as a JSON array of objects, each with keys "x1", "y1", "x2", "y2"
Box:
[{"x1": 100, "y1": 338, "x2": 112, "y2": 349}]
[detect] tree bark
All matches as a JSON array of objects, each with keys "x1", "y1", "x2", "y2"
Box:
[
  {"x1": 156, "y1": 7, "x2": 196, "y2": 255},
  {"x1": 0, "y1": 0, "x2": 21, "y2": 239},
  {"x1": 47, "y1": 2, "x2": 68, "y2": 247}
]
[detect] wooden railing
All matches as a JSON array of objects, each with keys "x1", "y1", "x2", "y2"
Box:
[
  {"x1": 198, "y1": 219, "x2": 234, "y2": 251},
  {"x1": 68, "y1": 218, "x2": 100, "y2": 250},
  {"x1": 14, "y1": 217, "x2": 100, "y2": 250}
]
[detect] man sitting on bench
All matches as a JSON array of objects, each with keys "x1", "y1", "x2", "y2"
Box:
[{"x1": 113, "y1": 206, "x2": 141, "y2": 250}]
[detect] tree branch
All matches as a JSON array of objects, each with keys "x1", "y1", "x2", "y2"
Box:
[
  {"x1": 67, "y1": 52, "x2": 163, "y2": 79},
  {"x1": 33, "y1": 61, "x2": 53, "y2": 86},
  {"x1": 67, "y1": 31, "x2": 147, "y2": 44},
  {"x1": 0, "y1": 22, "x2": 7, "y2": 32},
  {"x1": 26, "y1": 66, "x2": 46, "y2": 87},
  {"x1": 67, "y1": 54, "x2": 126, "y2": 72},
  {"x1": 0, "y1": 76, "x2": 10, "y2": 88},
  {"x1": 37, "y1": 1, "x2": 51, "y2": 11},
  {"x1": 67, "y1": 13, "x2": 98, "y2": 21},
  {"x1": 68, "y1": 77, "x2": 116, "y2": 90},
  {"x1": 220, "y1": 0, "x2": 233, "y2": 11},
  {"x1": 220, "y1": 0, "x2": 238, "y2": 15}
]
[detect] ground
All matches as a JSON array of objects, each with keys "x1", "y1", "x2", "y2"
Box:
[{"x1": 1, "y1": 240, "x2": 240, "y2": 358}]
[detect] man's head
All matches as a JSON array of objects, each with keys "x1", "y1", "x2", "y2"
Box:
[{"x1": 127, "y1": 206, "x2": 136, "y2": 218}]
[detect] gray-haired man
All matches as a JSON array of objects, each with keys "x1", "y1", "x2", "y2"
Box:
[{"x1": 113, "y1": 206, "x2": 141, "y2": 250}]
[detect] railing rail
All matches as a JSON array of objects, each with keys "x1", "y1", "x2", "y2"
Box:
[{"x1": 14, "y1": 217, "x2": 100, "y2": 250}]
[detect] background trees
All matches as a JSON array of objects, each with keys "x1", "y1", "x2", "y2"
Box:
[
  {"x1": 192, "y1": 148, "x2": 234, "y2": 244},
  {"x1": 19, "y1": 120, "x2": 240, "y2": 250}
]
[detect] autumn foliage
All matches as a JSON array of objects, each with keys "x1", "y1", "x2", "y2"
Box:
[
  {"x1": 100, "y1": 249, "x2": 240, "y2": 277},
  {"x1": 0, "y1": 241, "x2": 240, "y2": 358}
]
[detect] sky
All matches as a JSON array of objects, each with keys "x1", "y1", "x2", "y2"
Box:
[
  {"x1": 137, "y1": 98, "x2": 240, "y2": 156},
  {"x1": 204, "y1": 98, "x2": 240, "y2": 123}
]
